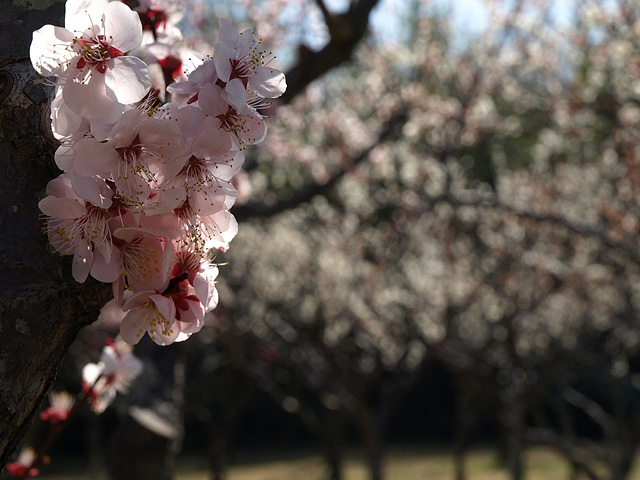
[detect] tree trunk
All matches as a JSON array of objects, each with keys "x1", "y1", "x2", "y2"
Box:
[
  {"x1": 325, "y1": 441, "x2": 343, "y2": 480},
  {"x1": 352, "y1": 403, "x2": 384, "y2": 480},
  {"x1": 322, "y1": 409, "x2": 344, "y2": 480},
  {"x1": 453, "y1": 391, "x2": 474, "y2": 480},
  {"x1": 106, "y1": 339, "x2": 185, "y2": 480},
  {"x1": 500, "y1": 390, "x2": 525, "y2": 480},
  {"x1": 365, "y1": 429, "x2": 383, "y2": 480},
  {"x1": 0, "y1": 1, "x2": 112, "y2": 469},
  {"x1": 609, "y1": 445, "x2": 632, "y2": 480}
]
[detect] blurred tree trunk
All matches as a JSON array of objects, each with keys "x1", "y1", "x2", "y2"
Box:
[
  {"x1": 352, "y1": 402, "x2": 383, "y2": 480},
  {"x1": 323, "y1": 410, "x2": 344, "y2": 480},
  {"x1": 325, "y1": 442, "x2": 342, "y2": 480},
  {"x1": 500, "y1": 387, "x2": 525, "y2": 480},
  {"x1": 206, "y1": 372, "x2": 257, "y2": 480},
  {"x1": 0, "y1": 1, "x2": 112, "y2": 470},
  {"x1": 106, "y1": 339, "x2": 185, "y2": 480},
  {"x1": 453, "y1": 391, "x2": 474, "y2": 480}
]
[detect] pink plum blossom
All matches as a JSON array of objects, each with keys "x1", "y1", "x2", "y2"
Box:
[
  {"x1": 108, "y1": 226, "x2": 174, "y2": 295},
  {"x1": 160, "y1": 145, "x2": 242, "y2": 214},
  {"x1": 164, "y1": 277, "x2": 205, "y2": 335},
  {"x1": 120, "y1": 290, "x2": 179, "y2": 345},
  {"x1": 197, "y1": 82, "x2": 268, "y2": 145},
  {"x1": 38, "y1": 174, "x2": 113, "y2": 283},
  {"x1": 166, "y1": 59, "x2": 218, "y2": 107},
  {"x1": 82, "y1": 337, "x2": 144, "y2": 413},
  {"x1": 7, "y1": 447, "x2": 39, "y2": 478},
  {"x1": 40, "y1": 391, "x2": 75, "y2": 425},
  {"x1": 214, "y1": 18, "x2": 286, "y2": 104},
  {"x1": 71, "y1": 108, "x2": 187, "y2": 211},
  {"x1": 32, "y1": 8, "x2": 286, "y2": 346},
  {"x1": 172, "y1": 248, "x2": 220, "y2": 313},
  {"x1": 135, "y1": 0, "x2": 185, "y2": 44},
  {"x1": 30, "y1": 0, "x2": 150, "y2": 119},
  {"x1": 174, "y1": 201, "x2": 238, "y2": 254}
]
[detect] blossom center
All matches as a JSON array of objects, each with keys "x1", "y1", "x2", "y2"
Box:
[
  {"x1": 73, "y1": 35, "x2": 124, "y2": 74},
  {"x1": 115, "y1": 135, "x2": 157, "y2": 183},
  {"x1": 158, "y1": 55, "x2": 183, "y2": 86},
  {"x1": 119, "y1": 238, "x2": 160, "y2": 288},
  {"x1": 140, "y1": 9, "x2": 168, "y2": 41}
]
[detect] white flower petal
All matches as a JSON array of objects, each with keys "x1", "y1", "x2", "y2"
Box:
[
  {"x1": 217, "y1": 19, "x2": 238, "y2": 49},
  {"x1": 63, "y1": 72, "x2": 122, "y2": 119},
  {"x1": 238, "y1": 113, "x2": 267, "y2": 145},
  {"x1": 192, "y1": 116, "x2": 232, "y2": 158},
  {"x1": 65, "y1": 0, "x2": 108, "y2": 33},
  {"x1": 198, "y1": 82, "x2": 227, "y2": 117},
  {"x1": 91, "y1": 249, "x2": 122, "y2": 284},
  {"x1": 51, "y1": 94, "x2": 83, "y2": 139},
  {"x1": 149, "y1": 295, "x2": 179, "y2": 346},
  {"x1": 82, "y1": 362, "x2": 102, "y2": 386},
  {"x1": 120, "y1": 303, "x2": 149, "y2": 345},
  {"x1": 187, "y1": 59, "x2": 217, "y2": 85},
  {"x1": 30, "y1": 25, "x2": 75, "y2": 77},
  {"x1": 251, "y1": 68, "x2": 287, "y2": 99},
  {"x1": 103, "y1": 1, "x2": 143, "y2": 53},
  {"x1": 54, "y1": 143, "x2": 76, "y2": 172},
  {"x1": 104, "y1": 56, "x2": 150, "y2": 105}
]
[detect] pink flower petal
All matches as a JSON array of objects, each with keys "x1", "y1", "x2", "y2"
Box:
[
  {"x1": 73, "y1": 138, "x2": 118, "y2": 178},
  {"x1": 198, "y1": 83, "x2": 228, "y2": 117},
  {"x1": 72, "y1": 241, "x2": 93, "y2": 283},
  {"x1": 39, "y1": 196, "x2": 86, "y2": 219},
  {"x1": 213, "y1": 41, "x2": 231, "y2": 82},
  {"x1": 238, "y1": 113, "x2": 267, "y2": 145},
  {"x1": 225, "y1": 78, "x2": 247, "y2": 111},
  {"x1": 91, "y1": 249, "x2": 122, "y2": 283},
  {"x1": 192, "y1": 117, "x2": 232, "y2": 158},
  {"x1": 70, "y1": 173, "x2": 113, "y2": 209}
]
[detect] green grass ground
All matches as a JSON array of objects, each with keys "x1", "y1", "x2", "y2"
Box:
[
  {"x1": 33, "y1": 446, "x2": 640, "y2": 480},
  {"x1": 177, "y1": 447, "x2": 570, "y2": 480}
]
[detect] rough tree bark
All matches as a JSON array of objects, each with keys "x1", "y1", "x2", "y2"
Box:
[{"x1": 0, "y1": 0, "x2": 112, "y2": 469}]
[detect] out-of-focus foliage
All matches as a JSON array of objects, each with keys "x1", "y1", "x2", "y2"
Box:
[
  {"x1": 46, "y1": 1, "x2": 640, "y2": 480},
  {"x1": 185, "y1": 1, "x2": 640, "y2": 479}
]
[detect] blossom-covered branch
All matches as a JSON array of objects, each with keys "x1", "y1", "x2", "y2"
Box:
[{"x1": 30, "y1": 0, "x2": 286, "y2": 346}]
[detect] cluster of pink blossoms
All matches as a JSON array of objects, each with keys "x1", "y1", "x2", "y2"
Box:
[{"x1": 30, "y1": 0, "x2": 286, "y2": 345}]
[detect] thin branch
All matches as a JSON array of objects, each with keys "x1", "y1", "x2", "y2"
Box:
[
  {"x1": 234, "y1": 109, "x2": 407, "y2": 220},
  {"x1": 562, "y1": 387, "x2": 617, "y2": 441},
  {"x1": 281, "y1": 0, "x2": 382, "y2": 104},
  {"x1": 313, "y1": 0, "x2": 345, "y2": 41},
  {"x1": 430, "y1": 190, "x2": 640, "y2": 265}
]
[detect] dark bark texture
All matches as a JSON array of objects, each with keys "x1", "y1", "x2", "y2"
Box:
[{"x1": 0, "y1": 0, "x2": 111, "y2": 469}]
